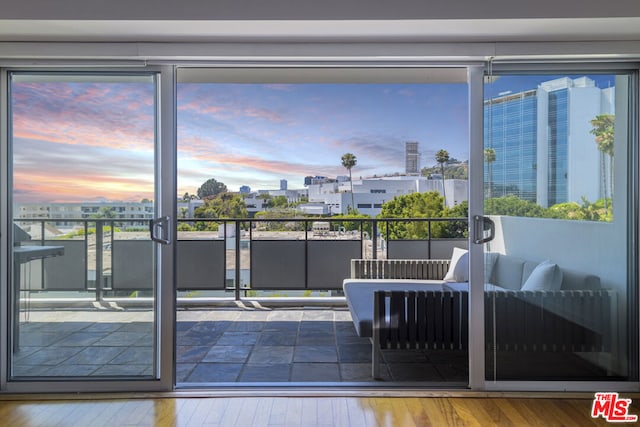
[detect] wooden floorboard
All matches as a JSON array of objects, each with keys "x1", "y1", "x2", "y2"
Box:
[{"x1": 1, "y1": 395, "x2": 639, "y2": 426}]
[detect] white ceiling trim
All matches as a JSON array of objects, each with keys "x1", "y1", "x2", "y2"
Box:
[
  {"x1": 0, "y1": 18, "x2": 640, "y2": 43},
  {"x1": 2, "y1": 41, "x2": 640, "y2": 65}
]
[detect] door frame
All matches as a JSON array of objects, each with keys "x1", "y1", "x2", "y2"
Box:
[
  {"x1": 0, "y1": 66, "x2": 176, "y2": 393},
  {"x1": 1, "y1": 59, "x2": 638, "y2": 393}
]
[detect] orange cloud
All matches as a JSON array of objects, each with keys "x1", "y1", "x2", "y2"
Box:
[{"x1": 13, "y1": 171, "x2": 154, "y2": 203}]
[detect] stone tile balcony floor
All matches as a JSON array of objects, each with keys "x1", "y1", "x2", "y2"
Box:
[
  {"x1": 177, "y1": 306, "x2": 468, "y2": 384},
  {"x1": 12, "y1": 305, "x2": 468, "y2": 384}
]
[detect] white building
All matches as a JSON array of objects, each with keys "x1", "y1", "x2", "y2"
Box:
[
  {"x1": 537, "y1": 77, "x2": 615, "y2": 207},
  {"x1": 487, "y1": 76, "x2": 615, "y2": 207},
  {"x1": 16, "y1": 201, "x2": 154, "y2": 227},
  {"x1": 308, "y1": 176, "x2": 467, "y2": 216}
]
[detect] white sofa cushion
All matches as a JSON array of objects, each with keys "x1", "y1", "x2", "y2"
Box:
[
  {"x1": 443, "y1": 282, "x2": 508, "y2": 292},
  {"x1": 521, "y1": 260, "x2": 563, "y2": 291},
  {"x1": 342, "y1": 279, "x2": 444, "y2": 337},
  {"x1": 443, "y1": 247, "x2": 469, "y2": 282}
]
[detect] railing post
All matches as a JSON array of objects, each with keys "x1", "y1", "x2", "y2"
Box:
[
  {"x1": 235, "y1": 220, "x2": 241, "y2": 301},
  {"x1": 372, "y1": 219, "x2": 377, "y2": 260},
  {"x1": 427, "y1": 219, "x2": 432, "y2": 260},
  {"x1": 385, "y1": 219, "x2": 390, "y2": 259},
  {"x1": 95, "y1": 220, "x2": 103, "y2": 302},
  {"x1": 304, "y1": 219, "x2": 309, "y2": 290}
]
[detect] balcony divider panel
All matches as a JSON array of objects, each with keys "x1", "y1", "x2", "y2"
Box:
[
  {"x1": 176, "y1": 240, "x2": 225, "y2": 290},
  {"x1": 306, "y1": 240, "x2": 361, "y2": 290},
  {"x1": 251, "y1": 240, "x2": 305, "y2": 289},
  {"x1": 112, "y1": 240, "x2": 154, "y2": 290},
  {"x1": 42, "y1": 240, "x2": 86, "y2": 291}
]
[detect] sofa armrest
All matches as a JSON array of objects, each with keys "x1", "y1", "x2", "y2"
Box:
[{"x1": 350, "y1": 259, "x2": 450, "y2": 280}]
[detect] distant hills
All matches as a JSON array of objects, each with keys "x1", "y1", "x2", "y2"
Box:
[{"x1": 421, "y1": 160, "x2": 468, "y2": 180}]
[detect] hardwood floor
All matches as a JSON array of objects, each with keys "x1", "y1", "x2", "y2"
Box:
[{"x1": 1, "y1": 394, "x2": 639, "y2": 426}]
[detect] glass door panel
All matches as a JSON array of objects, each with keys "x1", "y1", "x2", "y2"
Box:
[
  {"x1": 9, "y1": 73, "x2": 159, "y2": 379},
  {"x1": 175, "y1": 68, "x2": 471, "y2": 385},
  {"x1": 482, "y1": 72, "x2": 637, "y2": 381}
]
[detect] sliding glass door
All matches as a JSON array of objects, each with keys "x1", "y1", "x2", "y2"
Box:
[
  {"x1": 1, "y1": 63, "x2": 636, "y2": 393},
  {"x1": 480, "y1": 69, "x2": 638, "y2": 385},
  {"x1": 3, "y1": 69, "x2": 175, "y2": 392}
]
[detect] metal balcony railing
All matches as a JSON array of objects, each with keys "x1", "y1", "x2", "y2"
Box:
[{"x1": 12, "y1": 217, "x2": 468, "y2": 301}]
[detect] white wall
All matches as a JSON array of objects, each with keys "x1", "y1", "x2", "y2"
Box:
[{"x1": 488, "y1": 216, "x2": 626, "y2": 293}]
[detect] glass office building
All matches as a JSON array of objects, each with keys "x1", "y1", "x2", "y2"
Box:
[
  {"x1": 484, "y1": 77, "x2": 614, "y2": 207},
  {"x1": 484, "y1": 89, "x2": 538, "y2": 202}
]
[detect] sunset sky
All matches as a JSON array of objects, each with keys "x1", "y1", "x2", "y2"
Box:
[
  {"x1": 176, "y1": 82, "x2": 469, "y2": 195},
  {"x1": 10, "y1": 73, "x2": 615, "y2": 204}
]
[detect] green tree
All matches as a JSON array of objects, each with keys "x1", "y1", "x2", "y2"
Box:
[
  {"x1": 378, "y1": 191, "x2": 446, "y2": 239},
  {"x1": 194, "y1": 192, "x2": 248, "y2": 219},
  {"x1": 271, "y1": 195, "x2": 289, "y2": 208},
  {"x1": 331, "y1": 211, "x2": 372, "y2": 236},
  {"x1": 257, "y1": 194, "x2": 273, "y2": 209},
  {"x1": 484, "y1": 196, "x2": 548, "y2": 218},
  {"x1": 435, "y1": 149, "x2": 450, "y2": 207},
  {"x1": 442, "y1": 201, "x2": 469, "y2": 238},
  {"x1": 197, "y1": 178, "x2": 228, "y2": 200},
  {"x1": 91, "y1": 206, "x2": 116, "y2": 219},
  {"x1": 547, "y1": 201, "x2": 586, "y2": 220},
  {"x1": 577, "y1": 197, "x2": 612, "y2": 222},
  {"x1": 484, "y1": 148, "x2": 496, "y2": 199},
  {"x1": 590, "y1": 114, "x2": 615, "y2": 207},
  {"x1": 177, "y1": 222, "x2": 195, "y2": 231},
  {"x1": 549, "y1": 198, "x2": 612, "y2": 222},
  {"x1": 341, "y1": 153, "x2": 357, "y2": 212}
]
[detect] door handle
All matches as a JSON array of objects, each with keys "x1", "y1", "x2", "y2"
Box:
[
  {"x1": 473, "y1": 215, "x2": 495, "y2": 244},
  {"x1": 150, "y1": 216, "x2": 171, "y2": 245}
]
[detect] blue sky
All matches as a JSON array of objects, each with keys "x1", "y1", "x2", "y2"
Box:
[
  {"x1": 177, "y1": 74, "x2": 615, "y2": 193},
  {"x1": 11, "y1": 73, "x2": 617, "y2": 203},
  {"x1": 177, "y1": 82, "x2": 469, "y2": 193}
]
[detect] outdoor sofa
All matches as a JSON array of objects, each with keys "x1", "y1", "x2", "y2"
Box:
[{"x1": 342, "y1": 250, "x2": 616, "y2": 378}]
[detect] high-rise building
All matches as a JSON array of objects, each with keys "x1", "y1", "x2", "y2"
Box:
[
  {"x1": 484, "y1": 77, "x2": 614, "y2": 207},
  {"x1": 280, "y1": 179, "x2": 288, "y2": 190},
  {"x1": 405, "y1": 141, "x2": 420, "y2": 175},
  {"x1": 484, "y1": 90, "x2": 538, "y2": 202}
]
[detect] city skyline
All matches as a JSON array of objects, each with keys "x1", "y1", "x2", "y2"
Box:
[
  {"x1": 176, "y1": 82, "x2": 469, "y2": 195},
  {"x1": 11, "y1": 73, "x2": 615, "y2": 204}
]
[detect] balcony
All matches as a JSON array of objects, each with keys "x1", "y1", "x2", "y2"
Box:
[
  {"x1": 11, "y1": 215, "x2": 622, "y2": 383},
  {"x1": 11, "y1": 217, "x2": 468, "y2": 383}
]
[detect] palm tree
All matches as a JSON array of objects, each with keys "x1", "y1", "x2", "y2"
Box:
[
  {"x1": 435, "y1": 149, "x2": 450, "y2": 207},
  {"x1": 341, "y1": 153, "x2": 357, "y2": 213},
  {"x1": 590, "y1": 114, "x2": 615, "y2": 209},
  {"x1": 484, "y1": 147, "x2": 496, "y2": 199}
]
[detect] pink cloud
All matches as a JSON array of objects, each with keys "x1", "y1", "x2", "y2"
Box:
[
  {"x1": 11, "y1": 81, "x2": 155, "y2": 151},
  {"x1": 243, "y1": 107, "x2": 286, "y2": 123}
]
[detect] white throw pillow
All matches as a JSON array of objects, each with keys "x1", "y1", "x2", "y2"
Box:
[
  {"x1": 521, "y1": 260, "x2": 563, "y2": 291},
  {"x1": 444, "y1": 247, "x2": 469, "y2": 282}
]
